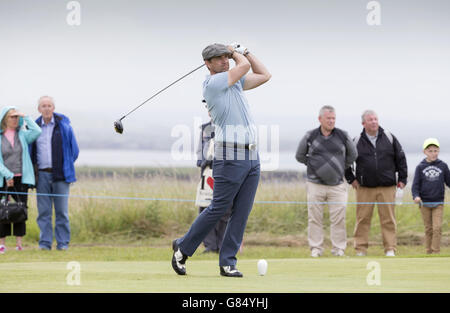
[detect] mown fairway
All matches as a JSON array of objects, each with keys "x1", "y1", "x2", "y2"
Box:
[
  {"x1": 1, "y1": 246, "x2": 449, "y2": 293},
  {"x1": 2, "y1": 168, "x2": 449, "y2": 293}
]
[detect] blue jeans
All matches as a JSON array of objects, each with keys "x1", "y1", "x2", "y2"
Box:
[
  {"x1": 36, "y1": 172, "x2": 71, "y2": 250},
  {"x1": 178, "y1": 149, "x2": 260, "y2": 266}
]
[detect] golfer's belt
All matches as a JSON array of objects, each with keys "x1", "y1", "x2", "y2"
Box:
[{"x1": 221, "y1": 142, "x2": 257, "y2": 151}]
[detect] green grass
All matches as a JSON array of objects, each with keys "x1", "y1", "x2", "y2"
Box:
[
  {"x1": 18, "y1": 167, "x2": 450, "y2": 247},
  {"x1": 2, "y1": 167, "x2": 449, "y2": 293},
  {"x1": 0, "y1": 245, "x2": 449, "y2": 293}
]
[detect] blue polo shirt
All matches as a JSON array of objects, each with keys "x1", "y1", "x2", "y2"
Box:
[{"x1": 203, "y1": 72, "x2": 257, "y2": 146}]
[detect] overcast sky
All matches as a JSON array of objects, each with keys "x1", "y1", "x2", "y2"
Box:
[{"x1": 0, "y1": 0, "x2": 449, "y2": 152}]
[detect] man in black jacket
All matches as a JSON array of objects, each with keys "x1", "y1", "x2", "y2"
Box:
[{"x1": 345, "y1": 110, "x2": 407, "y2": 257}]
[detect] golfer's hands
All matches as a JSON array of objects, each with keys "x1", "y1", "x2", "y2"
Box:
[
  {"x1": 229, "y1": 42, "x2": 248, "y2": 55},
  {"x1": 398, "y1": 182, "x2": 406, "y2": 189},
  {"x1": 414, "y1": 196, "x2": 422, "y2": 204},
  {"x1": 226, "y1": 45, "x2": 235, "y2": 58},
  {"x1": 351, "y1": 180, "x2": 360, "y2": 190},
  {"x1": 6, "y1": 179, "x2": 14, "y2": 187}
]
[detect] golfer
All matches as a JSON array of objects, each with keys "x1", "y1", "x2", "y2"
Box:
[{"x1": 172, "y1": 43, "x2": 271, "y2": 277}]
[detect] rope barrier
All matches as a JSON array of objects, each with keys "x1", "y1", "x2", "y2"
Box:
[{"x1": 0, "y1": 190, "x2": 443, "y2": 206}]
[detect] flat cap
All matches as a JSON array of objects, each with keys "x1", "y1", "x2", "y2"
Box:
[{"x1": 202, "y1": 43, "x2": 231, "y2": 60}]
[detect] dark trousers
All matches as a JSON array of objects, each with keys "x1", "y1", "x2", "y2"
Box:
[
  {"x1": 178, "y1": 149, "x2": 260, "y2": 266},
  {"x1": 0, "y1": 177, "x2": 28, "y2": 237},
  {"x1": 199, "y1": 205, "x2": 231, "y2": 252}
]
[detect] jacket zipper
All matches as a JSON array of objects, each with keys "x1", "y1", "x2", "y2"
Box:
[{"x1": 374, "y1": 151, "x2": 377, "y2": 172}]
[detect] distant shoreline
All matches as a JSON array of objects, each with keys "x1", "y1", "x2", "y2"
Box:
[{"x1": 75, "y1": 149, "x2": 445, "y2": 173}]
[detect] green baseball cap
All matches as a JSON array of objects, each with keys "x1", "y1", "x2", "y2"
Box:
[{"x1": 423, "y1": 138, "x2": 440, "y2": 149}]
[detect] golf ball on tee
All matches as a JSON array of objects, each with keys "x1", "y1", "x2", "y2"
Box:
[{"x1": 257, "y1": 259, "x2": 268, "y2": 276}]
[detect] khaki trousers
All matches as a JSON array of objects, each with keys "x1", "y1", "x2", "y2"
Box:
[
  {"x1": 306, "y1": 181, "x2": 348, "y2": 253},
  {"x1": 354, "y1": 186, "x2": 397, "y2": 253},
  {"x1": 419, "y1": 205, "x2": 443, "y2": 254}
]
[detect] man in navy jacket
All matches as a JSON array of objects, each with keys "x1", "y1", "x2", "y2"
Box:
[
  {"x1": 345, "y1": 110, "x2": 407, "y2": 257},
  {"x1": 30, "y1": 96, "x2": 79, "y2": 250}
]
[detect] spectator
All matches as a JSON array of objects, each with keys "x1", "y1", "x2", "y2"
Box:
[
  {"x1": 296, "y1": 105, "x2": 357, "y2": 257},
  {"x1": 30, "y1": 96, "x2": 79, "y2": 251},
  {"x1": 412, "y1": 138, "x2": 450, "y2": 254},
  {"x1": 345, "y1": 110, "x2": 407, "y2": 257},
  {"x1": 0, "y1": 107, "x2": 41, "y2": 254}
]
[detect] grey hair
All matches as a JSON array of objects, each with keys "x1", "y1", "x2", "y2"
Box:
[
  {"x1": 38, "y1": 95, "x2": 55, "y2": 107},
  {"x1": 361, "y1": 110, "x2": 377, "y2": 123},
  {"x1": 319, "y1": 105, "x2": 335, "y2": 117}
]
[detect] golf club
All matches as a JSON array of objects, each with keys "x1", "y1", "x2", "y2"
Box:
[{"x1": 114, "y1": 63, "x2": 206, "y2": 134}]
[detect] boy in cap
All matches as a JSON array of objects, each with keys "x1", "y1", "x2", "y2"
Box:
[{"x1": 412, "y1": 138, "x2": 450, "y2": 254}]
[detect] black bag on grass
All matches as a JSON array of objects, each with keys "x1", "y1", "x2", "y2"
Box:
[{"x1": 0, "y1": 197, "x2": 28, "y2": 224}]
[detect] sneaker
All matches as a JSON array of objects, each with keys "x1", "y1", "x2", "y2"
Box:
[
  {"x1": 311, "y1": 248, "x2": 322, "y2": 258},
  {"x1": 331, "y1": 249, "x2": 345, "y2": 257},
  {"x1": 0, "y1": 245, "x2": 5, "y2": 254},
  {"x1": 385, "y1": 250, "x2": 395, "y2": 257},
  {"x1": 356, "y1": 251, "x2": 367, "y2": 256},
  {"x1": 220, "y1": 265, "x2": 243, "y2": 278},
  {"x1": 171, "y1": 240, "x2": 188, "y2": 275},
  {"x1": 15, "y1": 246, "x2": 23, "y2": 251}
]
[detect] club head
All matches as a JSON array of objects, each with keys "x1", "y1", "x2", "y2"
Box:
[{"x1": 114, "y1": 120, "x2": 124, "y2": 134}]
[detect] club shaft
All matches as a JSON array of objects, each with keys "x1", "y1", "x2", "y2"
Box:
[{"x1": 120, "y1": 63, "x2": 206, "y2": 120}]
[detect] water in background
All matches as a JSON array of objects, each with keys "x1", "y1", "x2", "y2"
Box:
[{"x1": 77, "y1": 149, "x2": 448, "y2": 173}]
